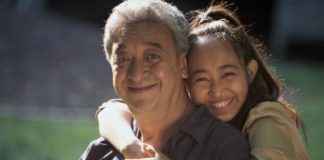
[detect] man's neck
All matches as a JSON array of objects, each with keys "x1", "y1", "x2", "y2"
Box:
[{"x1": 132, "y1": 92, "x2": 195, "y2": 150}]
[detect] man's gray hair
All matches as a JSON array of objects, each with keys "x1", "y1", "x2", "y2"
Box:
[{"x1": 103, "y1": 0, "x2": 189, "y2": 62}]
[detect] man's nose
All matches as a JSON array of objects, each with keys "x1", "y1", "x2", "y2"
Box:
[{"x1": 127, "y1": 59, "x2": 144, "y2": 82}]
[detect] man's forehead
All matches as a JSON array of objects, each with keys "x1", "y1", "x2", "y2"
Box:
[
  {"x1": 112, "y1": 22, "x2": 175, "y2": 50},
  {"x1": 114, "y1": 39, "x2": 163, "y2": 50},
  {"x1": 115, "y1": 22, "x2": 173, "y2": 39}
]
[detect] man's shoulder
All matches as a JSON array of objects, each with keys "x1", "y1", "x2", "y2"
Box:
[
  {"x1": 163, "y1": 106, "x2": 250, "y2": 159},
  {"x1": 183, "y1": 106, "x2": 240, "y2": 133},
  {"x1": 79, "y1": 137, "x2": 124, "y2": 160},
  {"x1": 189, "y1": 106, "x2": 247, "y2": 143}
]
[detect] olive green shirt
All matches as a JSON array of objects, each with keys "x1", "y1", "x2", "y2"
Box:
[{"x1": 242, "y1": 101, "x2": 308, "y2": 160}]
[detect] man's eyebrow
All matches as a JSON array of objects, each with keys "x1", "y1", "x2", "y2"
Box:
[
  {"x1": 144, "y1": 41, "x2": 162, "y2": 49},
  {"x1": 115, "y1": 43, "x2": 126, "y2": 54}
]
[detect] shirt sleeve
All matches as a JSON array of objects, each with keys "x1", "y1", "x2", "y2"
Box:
[
  {"x1": 247, "y1": 117, "x2": 296, "y2": 160},
  {"x1": 79, "y1": 137, "x2": 124, "y2": 160},
  {"x1": 244, "y1": 102, "x2": 308, "y2": 160},
  {"x1": 95, "y1": 98, "x2": 125, "y2": 120}
]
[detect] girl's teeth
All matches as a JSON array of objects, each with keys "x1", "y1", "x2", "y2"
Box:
[{"x1": 215, "y1": 99, "x2": 231, "y2": 108}]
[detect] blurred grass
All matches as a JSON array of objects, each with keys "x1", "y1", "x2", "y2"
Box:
[
  {"x1": 0, "y1": 116, "x2": 98, "y2": 160},
  {"x1": 276, "y1": 61, "x2": 324, "y2": 160},
  {"x1": 0, "y1": 61, "x2": 323, "y2": 160}
]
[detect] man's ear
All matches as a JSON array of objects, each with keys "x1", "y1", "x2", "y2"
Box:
[
  {"x1": 178, "y1": 53, "x2": 189, "y2": 79},
  {"x1": 247, "y1": 59, "x2": 258, "y2": 84}
]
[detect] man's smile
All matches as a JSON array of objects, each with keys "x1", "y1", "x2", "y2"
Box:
[{"x1": 127, "y1": 84, "x2": 158, "y2": 94}]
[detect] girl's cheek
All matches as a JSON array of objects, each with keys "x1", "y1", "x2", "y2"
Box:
[{"x1": 190, "y1": 86, "x2": 207, "y2": 104}]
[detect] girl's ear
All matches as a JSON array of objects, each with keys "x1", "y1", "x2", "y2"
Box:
[
  {"x1": 247, "y1": 59, "x2": 258, "y2": 84},
  {"x1": 179, "y1": 53, "x2": 189, "y2": 79}
]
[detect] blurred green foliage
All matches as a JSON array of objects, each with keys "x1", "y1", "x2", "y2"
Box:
[
  {"x1": 0, "y1": 117, "x2": 98, "y2": 160},
  {"x1": 0, "y1": 62, "x2": 323, "y2": 160},
  {"x1": 276, "y1": 61, "x2": 324, "y2": 160}
]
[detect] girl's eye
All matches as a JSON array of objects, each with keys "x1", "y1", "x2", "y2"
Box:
[
  {"x1": 194, "y1": 77, "x2": 208, "y2": 83},
  {"x1": 222, "y1": 72, "x2": 235, "y2": 79}
]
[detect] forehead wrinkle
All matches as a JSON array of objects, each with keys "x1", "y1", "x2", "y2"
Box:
[
  {"x1": 118, "y1": 23, "x2": 156, "y2": 44},
  {"x1": 120, "y1": 22, "x2": 152, "y2": 40},
  {"x1": 117, "y1": 23, "x2": 174, "y2": 55}
]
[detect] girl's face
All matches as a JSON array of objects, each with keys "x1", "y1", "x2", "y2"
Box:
[{"x1": 187, "y1": 39, "x2": 257, "y2": 122}]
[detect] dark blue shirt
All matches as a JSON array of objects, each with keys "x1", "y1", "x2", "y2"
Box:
[{"x1": 80, "y1": 106, "x2": 249, "y2": 160}]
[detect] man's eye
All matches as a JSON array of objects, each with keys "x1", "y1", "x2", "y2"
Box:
[
  {"x1": 146, "y1": 54, "x2": 161, "y2": 62},
  {"x1": 148, "y1": 54, "x2": 159, "y2": 59},
  {"x1": 114, "y1": 57, "x2": 130, "y2": 64}
]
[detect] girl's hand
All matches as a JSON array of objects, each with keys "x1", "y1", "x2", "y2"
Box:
[
  {"x1": 122, "y1": 140, "x2": 154, "y2": 159},
  {"x1": 154, "y1": 151, "x2": 170, "y2": 160},
  {"x1": 123, "y1": 141, "x2": 170, "y2": 160}
]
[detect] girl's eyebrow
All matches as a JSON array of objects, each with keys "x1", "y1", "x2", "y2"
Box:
[
  {"x1": 219, "y1": 64, "x2": 239, "y2": 70},
  {"x1": 191, "y1": 69, "x2": 206, "y2": 75},
  {"x1": 191, "y1": 64, "x2": 238, "y2": 75}
]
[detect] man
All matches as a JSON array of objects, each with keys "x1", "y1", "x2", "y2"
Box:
[{"x1": 80, "y1": 0, "x2": 249, "y2": 159}]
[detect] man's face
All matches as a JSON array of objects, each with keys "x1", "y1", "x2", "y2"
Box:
[{"x1": 109, "y1": 22, "x2": 187, "y2": 114}]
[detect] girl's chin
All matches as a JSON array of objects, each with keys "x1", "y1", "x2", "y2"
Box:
[{"x1": 209, "y1": 109, "x2": 235, "y2": 122}]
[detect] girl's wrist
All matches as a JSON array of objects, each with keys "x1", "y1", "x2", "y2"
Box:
[{"x1": 121, "y1": 139, "x2": 151, "y2": 159}]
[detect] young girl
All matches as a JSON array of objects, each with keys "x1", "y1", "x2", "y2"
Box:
[{"x1": 97, "y1": 4, "x2": 308, "y2": 160}]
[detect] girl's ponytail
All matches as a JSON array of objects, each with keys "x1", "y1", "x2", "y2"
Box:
[{"x1": 188, "y1": 3, "x2": 242, "y2": 30}]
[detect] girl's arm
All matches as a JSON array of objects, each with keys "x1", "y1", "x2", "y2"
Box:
[{"x1": 97, "y1": 99, "x2": 153, "y2": 158}]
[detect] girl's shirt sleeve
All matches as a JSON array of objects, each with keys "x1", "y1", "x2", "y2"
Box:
[{"x1": 242, "y1": 101, "x2": 308, "y2": 160}]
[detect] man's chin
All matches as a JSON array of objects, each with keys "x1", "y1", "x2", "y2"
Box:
[{"x1": 127, "y1": 99, "x2": 157, "y2": 112}]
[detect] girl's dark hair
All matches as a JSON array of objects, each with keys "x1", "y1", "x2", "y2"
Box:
[{"x1": 187, "y1": 3, "x2": 304, "y2": 131}]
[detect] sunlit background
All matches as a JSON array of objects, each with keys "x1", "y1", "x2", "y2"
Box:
[{"x1": 1, "y1": 0, "x2": 323, "y2": 159}]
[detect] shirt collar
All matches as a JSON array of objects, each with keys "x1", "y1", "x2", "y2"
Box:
[{"x1": 179, "y1": 105, "x2": 222, "y2": 143}]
